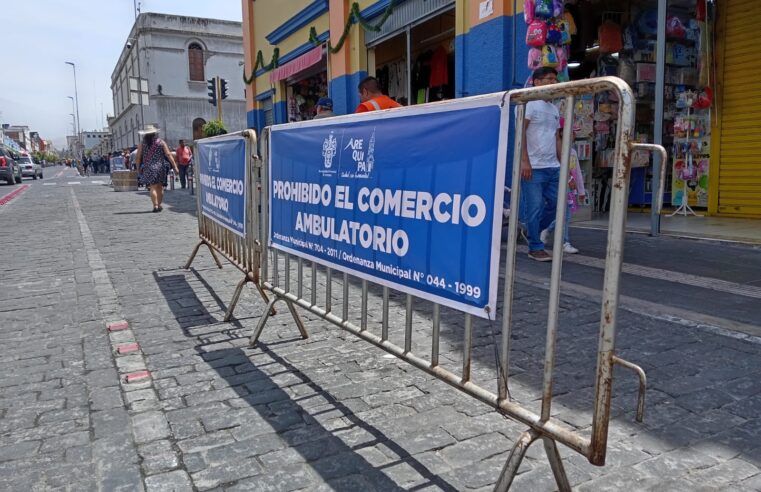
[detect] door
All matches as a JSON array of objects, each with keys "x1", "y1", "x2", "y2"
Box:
[{"x1": 715, "y1": 0, "x2": 761, "y2": 216}]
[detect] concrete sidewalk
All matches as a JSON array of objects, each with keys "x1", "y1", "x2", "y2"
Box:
[
  {"x1": 575, "y1": 212, "x2": 761, "y2": 245},
  {"x1": 1, "y1": 170, "x2": 760, "y2": 491}
]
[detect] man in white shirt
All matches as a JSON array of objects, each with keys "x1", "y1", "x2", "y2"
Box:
[{"x1": 520, "y1": 68, "x2": 562, "y2": 262}]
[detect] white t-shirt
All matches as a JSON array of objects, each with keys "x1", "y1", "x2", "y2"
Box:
[{"x1": 524, "y1": 100, "x2": 560, "y2": 169}]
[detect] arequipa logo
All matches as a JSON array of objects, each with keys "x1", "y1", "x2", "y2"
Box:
[
  {"x1": 340, "y1": 127, "x2": 376, "y2": 179},
  {"x1": 322, "y1": 131, "x2": 337, "y2": 169}
]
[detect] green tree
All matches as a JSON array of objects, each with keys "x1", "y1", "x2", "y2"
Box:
[{"x1": 203, "y1": 120, "x2": 228, "y2": 138}]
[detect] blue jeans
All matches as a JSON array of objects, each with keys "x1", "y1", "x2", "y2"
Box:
[{"x1": 520, "y1": 167, "x2": 559, "y2": 251}]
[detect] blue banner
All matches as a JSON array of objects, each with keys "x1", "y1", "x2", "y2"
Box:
[
  {"x1": 198, "y1": 136, "x2": 247, "y2": 237},
  {"x1": 110, "y1": 156, "x2": 125, "y2": 171},
  {"x1": 269, "y1": 99, "x2": 508, "y2": 318}
]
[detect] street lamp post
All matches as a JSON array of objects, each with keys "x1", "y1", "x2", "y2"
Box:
[
  {"x1": 69, "y1": 114, "x2": 77, "y2": 156},
  {"x1": 65, "y1": 62, "x2": 81, "y2": 157}
]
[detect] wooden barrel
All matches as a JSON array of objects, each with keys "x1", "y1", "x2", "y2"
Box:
[{"x1": 112, "y1": 170, "x2": 138, "y2": 192}]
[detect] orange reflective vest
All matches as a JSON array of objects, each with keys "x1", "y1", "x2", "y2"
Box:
[{"x1": 355, "y1": 95, "x2": 401, "y2": 113}]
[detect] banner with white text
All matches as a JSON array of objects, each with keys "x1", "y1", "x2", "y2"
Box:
[
  {"x1": 198, "y1": 136, "x2": 247, "y2": 237},
  {"x1": 269, "y1": 98, "x2": 508, "y2": 318}
]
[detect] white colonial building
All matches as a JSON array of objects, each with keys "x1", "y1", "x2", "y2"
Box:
[{"x1": 109, "y1": 13, "x2": 246, "y2": 150}]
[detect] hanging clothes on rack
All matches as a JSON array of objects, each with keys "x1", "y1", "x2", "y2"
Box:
[{"x1": 429, "y1": 45, "x2": 448, "y2": 88}]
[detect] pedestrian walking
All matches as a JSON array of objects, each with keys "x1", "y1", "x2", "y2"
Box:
[
  {"x1": 82, "y1": 158, "x2": 90, "y2": 176},
  {"x1": 175, "y1": 139, "x2": 193, "y2": 189},
  {"x1": 540, "y1": 120, "x2": 585, "y2": 254},
  {"x1": 519, "y1": 67, "x2": 561, "y2": 262},
  {"x1": 355, "y1": 76, "x2": 401, "y2": 113},
  {"x1": 313, "y1": 97, "x2": 335, "y2": 119},
  {"x1": 135, "y1": 125, "x2": 179, "y2": 213}
]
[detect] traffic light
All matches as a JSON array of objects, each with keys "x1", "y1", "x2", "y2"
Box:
[
  {"x1": 219, "y1": 78, "x2": 229, "y2": 100},
  {"x1": 207, "y1": 77, "x2": 217, "y2": 106}
]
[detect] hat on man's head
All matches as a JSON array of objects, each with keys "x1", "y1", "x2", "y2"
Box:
[
  {"x1": 316, "y1": 97, "x2": 333, "y2": 109},
  {"x1": 138, "y1": 124, "x2": 160, "y2": 136}
]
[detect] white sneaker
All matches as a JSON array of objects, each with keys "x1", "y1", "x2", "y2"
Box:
[
  {"x1": 563, "y1": 242, "x2": 579, "y2": 254},
  {"x1": 540, "y1": 229, "x2": 550, "y2": 245}
]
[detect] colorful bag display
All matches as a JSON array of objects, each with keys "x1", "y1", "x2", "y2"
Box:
[
  {"x1": 666, "y1": 15, "x2": 686, "y2": 38},
  {"x1": 558, "y1": 19, "x2": 572, "y2": 44},
  {"x1": 528, "y1": 47, "x2": 543, "y2": 69},
  {"x1": 524, "y1": 0, "x2": 535, "y2": 24},
  {"x1": 526, "y1": 20, "x2": 548, "y2": 46},
  {"x1": 534, "y1": 0, "x2": 553, "y2": 19},
  {"x1": 563, "y1": 10, "x2": 577, "y2": 35},
  {"x1": 541, "y1": 45, "x2": 559, "y2": 67},
  {"x1": 637, "y1": 9, "x2": 658, "y2": 35},
  {"x1": 552, "y1": 0, "x2": 564, "y2": 18},
  {"x1": 546, "y1": 22, "x2": 562, "y2": 45},
  {"x1": 555, "y1": 45, "x2": 568, "y2": 71}
]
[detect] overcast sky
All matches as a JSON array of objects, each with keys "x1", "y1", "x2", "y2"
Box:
[{"x1": 0, "y1": 1, "x2": 243, "y2": 149}]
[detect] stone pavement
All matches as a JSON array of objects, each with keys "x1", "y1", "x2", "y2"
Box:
[{"x1": 1, "y1": 167, "x2": 760, "y2": 491}]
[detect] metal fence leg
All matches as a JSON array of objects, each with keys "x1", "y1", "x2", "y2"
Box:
[
  {"x1": 224, "y1": 276, "x2": 250, "y2": 322},
  {"x1": 249, "y1": 297, "x2": 279, "y2": 347},
  {"x1": 543, "y1": 437, "x2": 572, "y2": 492},
  {"x1": 184, "y1": 241, "x2": 204, "y2": 269},
  {"x1": 493, "y1": 429, "x2": 540, "y2": 492},
  {"x1": 285, "y1": 300, "x2": 309, "y2": 340},
  {"x1": 206, "y1": 243, "x2": 224, "y2": 269},
  {"x1": 254, "y1": 283, "x2": 277, "y2": 316}
]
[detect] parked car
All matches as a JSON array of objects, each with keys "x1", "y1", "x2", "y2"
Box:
[
  {"x1": 17, "y1": 154, "x2": 43, "y2": 180},
  {"x1": 0, "y1": 148, "x2": 22, "y2": 185}
]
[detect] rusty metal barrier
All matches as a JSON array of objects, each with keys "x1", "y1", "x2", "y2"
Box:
[
  {"x1": 184, "y1": 130, "x2": 272, "y2": 321},
  {"x1": 244, "y1": 76, "x2": 659, "y2": 490}
]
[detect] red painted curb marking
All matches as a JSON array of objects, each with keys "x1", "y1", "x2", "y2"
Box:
[
  {"x1": 125, "y1": 371, "x2": 150, "y2": 383},
  {"x1": 107, "y1": 321, "x2": 129, "y2": 331},
  {"x1": 117, "y1": 343, "x2": 140, "y2": 354},
  {"x1": 0, "y1": 185, "x2": 30, "y2": 206}
]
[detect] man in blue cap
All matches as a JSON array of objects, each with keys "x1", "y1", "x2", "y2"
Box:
[{"x1": 314, "y1": 97, "x2": 335, "y2": 119}]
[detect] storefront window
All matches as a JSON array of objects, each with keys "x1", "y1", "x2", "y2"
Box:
[
  {"x1": 525, "y1": 0, "x2": 713, "y2": 215},
  {"x1": 368, "y1": 8, "x2": 456, "y2": 107}
]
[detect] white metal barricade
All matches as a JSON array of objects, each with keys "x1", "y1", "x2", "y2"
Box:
[
  {"x1": 241, "y1": 77, "x2": 665, "y2": 490},
  {"x1": 184, "y1": 129, "x2": 272, "y2": 321}
]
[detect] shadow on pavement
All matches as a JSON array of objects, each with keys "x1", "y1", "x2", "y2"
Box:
[
  {"x1": 152, "y1": 188, "x2": 198, "y2": 218},
  {"x1": 153, "y1": 270, "x2": 459, "y2": 491}
]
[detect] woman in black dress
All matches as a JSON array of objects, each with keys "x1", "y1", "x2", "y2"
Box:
[{"x1": 135, "y1": 125, "x2": 179, "y2": 212}]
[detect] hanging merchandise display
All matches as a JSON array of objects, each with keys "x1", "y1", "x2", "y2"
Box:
[
  {"x1": 370, "y1": 9, "x2": 456, "y2": 107},
  {"x1": 287, "y1": 72, "x2": 329, "y2": 122},
  {"x1": 524, "y1": 0, "x2": 573, "y2": 82},
  {"x1": 554, "y1": 0, "x2": 715, "y2": 212}
]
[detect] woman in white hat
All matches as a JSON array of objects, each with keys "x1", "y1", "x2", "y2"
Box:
[{"x1": 135, "y1": 125, "x2": 179, "y2": 212}]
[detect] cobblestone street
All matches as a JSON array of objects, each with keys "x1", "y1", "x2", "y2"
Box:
[{"x1": 1, "y1": 168, "x2": 761, "y2": 491}]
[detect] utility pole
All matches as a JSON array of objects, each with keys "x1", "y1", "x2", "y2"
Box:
[{"x1": 133, "y1": 0, "x2": 145, "y2": 134}]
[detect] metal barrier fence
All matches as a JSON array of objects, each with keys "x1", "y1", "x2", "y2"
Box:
[
  {"x1": 189, "y1": 77, "x2": 666, "y2": 490},
  {"x1": 184, "y1": 130, "x2": 272, "y2": 321}
]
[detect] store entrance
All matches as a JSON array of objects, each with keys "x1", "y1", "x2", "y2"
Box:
[
  {"x1": 285, "y1": 64, "x2": 328, "y2": 122},
  {"x1": 531, "y1": 0, "x2": 712, "y2": 216},
  {"x1": 368, "y1": 8, "x2": 456, "y2": 106}
]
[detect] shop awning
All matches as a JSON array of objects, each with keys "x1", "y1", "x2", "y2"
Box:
[{"x1": 269, "y1": 46, "x2": 323, "y2": 84}]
